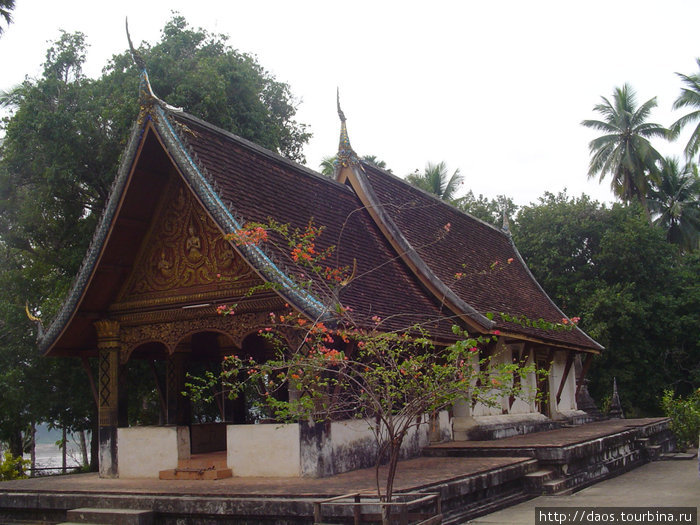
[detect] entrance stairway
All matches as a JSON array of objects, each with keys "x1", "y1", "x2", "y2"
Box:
[
  {"x1": 158, "y1": 451, "x2": 232, "y2": 480},
  {"x1": 424, "y1": 418, "x2": 675, "y2": 498}
]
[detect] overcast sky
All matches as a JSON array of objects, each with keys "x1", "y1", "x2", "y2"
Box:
[{"x1": 2, "y1": 0, "x2": 699, "y2": 207}]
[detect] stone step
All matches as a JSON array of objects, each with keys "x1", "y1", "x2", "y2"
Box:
[
  {"x1": 177, "y1": 451, "x2": 228, "y2": 470},
  {"x1": 158, "y1": 466, "x2": 233, "y2": 480},
  {"x1": 65, "y1": 508, "x2": 153, "y2": 525},
  {"x1": 524, "y1": 469, "x2": 558, "y2": 491},
  {"x1": 542, "y1": 477, "x2": 571, "y2": 495},
  {"x1": 645, "y1": 444, "x2": 662, "y2": 460}
]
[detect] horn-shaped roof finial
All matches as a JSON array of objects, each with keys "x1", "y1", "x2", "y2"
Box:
[
  {"x1": 126, "y1": 18, "x2": 182, "y2": 116},
  {"x1": 336, "y1": 88, "x2": 359, "y2": 168}
]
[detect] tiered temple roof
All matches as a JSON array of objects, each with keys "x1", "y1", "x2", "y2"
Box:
[{"x1": 40, "y1": 89, "x2": 602, "y2": 356}]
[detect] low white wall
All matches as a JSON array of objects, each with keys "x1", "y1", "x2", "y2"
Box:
[
  {"x1": 117, "y1": 426, "x2": 179, "y2": 478},
  {"x1": 227, "y1": 423, "x2": 301, "y2": 477},
  {"x1": 324, "y1": 412, "x2": 448, "y2": 475}
]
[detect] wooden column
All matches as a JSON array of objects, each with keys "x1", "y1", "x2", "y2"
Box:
[
  {"x1": 576, "y1": 353, "x2": 594, "y2": 396},
  {"x1": 166, "y1": 347, "x2": 190, "y2": 426},
  {"x1": 95, "y1": 319, "x2": 120, "y2": 478},
  {"x1": 555, "y1": 352, "x2": 575, "y2": 406}
]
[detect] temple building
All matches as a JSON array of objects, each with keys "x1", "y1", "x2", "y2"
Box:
[{"x1": 38, "y1": 64, "x2": 603, "y2": 479}]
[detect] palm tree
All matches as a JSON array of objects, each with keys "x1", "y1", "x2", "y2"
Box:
[
  {"x1": 0, "y1": 0, "x2": 15, "y2": 35},
  {"x1": 649, "y1": 157, "x2": 700, "y2": 251},
  {"x1": 581, "y1": 84, "x2": 668, "y2": 221},
  {"x1": 361, "y1": 155, "x2": 391, "y2": 172},
  {"x1": 671, "y1": 58, "x2": 700, "y2": 162},
  {"x1": 405, "y1": 161, "x2": 464, "y2": 201}
]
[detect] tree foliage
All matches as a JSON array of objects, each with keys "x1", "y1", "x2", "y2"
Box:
[
  {"x1": 405, "y1": 161, "x2": 464, "y2": 202},
  {"x1": 453, "y1": 191, "x2": 517, "y2": 227},
  {"x1": 0, "y1": 0, "x2": 14, "y2": 35},
  {"x1": 514, "y1": 192, "x2": 700, "y2": 415},
  {"x1": 660, "y1": 389, "x2": 700, "y2": 449},
  {"x1": 672, "y1": 58, "x2": 700, "y2": 163},
  {"x1": 648, "y1": 158, "x2": 700, "y2": 251}
]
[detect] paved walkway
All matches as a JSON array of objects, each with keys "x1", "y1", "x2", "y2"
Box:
[{"x1": 467, "y1": 458, "x2": 699, "y2": 524}]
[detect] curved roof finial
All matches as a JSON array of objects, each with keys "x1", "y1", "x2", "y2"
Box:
[
  {"x1": 125, "y1": 18, "x2": 182, "y2": 116},
  {"x1": 337, "y1": 87, "x2": 346, "y2": 123},
  {"x1": 336, "y1": 88, "x2": 358, "y2": 167},
  {"x1": 125, "y1": 18, "x2": 146, "y2": 72}
]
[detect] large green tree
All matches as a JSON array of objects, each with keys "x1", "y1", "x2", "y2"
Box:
[
  {"x1": 581, "y1": 84, "x2": 668, "y2": 220},
  {"x1": 514, "y1": 192, "x2": 699, "y2": 415},
  {"x1": 405, "y1": 161, "x2": 464, "y2": 201},
  {"x1": 454, "y1": 191, "x2": 518, "y2": 228}
]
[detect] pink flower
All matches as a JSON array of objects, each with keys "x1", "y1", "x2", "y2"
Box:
[
  {"x1": 444, "y1": 223, "x2": 451, "y2": 232},
  {"x1": 492, "y1": 330, "x2": 501, "y2": 336}
]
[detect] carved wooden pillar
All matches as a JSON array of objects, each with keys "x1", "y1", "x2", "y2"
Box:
[
  {"x1": 166, "y1": 346, "x2": 190, "y2": 426},
  {"x1": 95, "y1": 319, "x2": 120, "y2": 478}
]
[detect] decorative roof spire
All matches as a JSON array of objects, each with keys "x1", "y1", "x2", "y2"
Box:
[
  {"x1": 126, "y1": 18, "x2": 182, "y2": 118},
  {"x1": 335, "y1": 88, "x2": 359, "y2": 168},
  {"x1": 502, "y1": 208, "x2": 511, "y2": 235},
  {"x1": 608, "y1": 377, "x2": 625, "y2": 419}
]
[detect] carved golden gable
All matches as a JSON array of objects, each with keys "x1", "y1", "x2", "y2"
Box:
[{"x1": 111, "y1": 176, "x2": 265, "y2": 313}]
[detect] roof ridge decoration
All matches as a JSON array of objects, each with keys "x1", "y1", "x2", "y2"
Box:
[
  {"x1": 502, "y1": 208, "x2": 511, "y2": 236},
  {"x1": 335, "y1": 89, "x2": 360, "y2": 168},
  {"x1": 125, "y1": 18, "x2": 183, "y2": 124}
]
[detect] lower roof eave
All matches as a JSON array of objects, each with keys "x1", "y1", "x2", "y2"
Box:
[{"x1": 498, "y1": 330, "x2": 603, "y2": 354}]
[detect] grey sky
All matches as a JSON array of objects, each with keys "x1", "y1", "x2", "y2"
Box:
[{"x1": 2, "y1": 0, "x2": 699, "y2": 206}]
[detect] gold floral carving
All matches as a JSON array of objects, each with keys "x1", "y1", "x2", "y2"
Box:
[
  {"x1": 114, "y1": 177, "x2": 263, "y2": 309},
  {"x1": 119, "y1": 310, "x2": 294, "y2": 363}
]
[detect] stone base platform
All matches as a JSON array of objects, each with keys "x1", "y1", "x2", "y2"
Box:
[
  {"x1": 0, "y1": 418, "x2": 675, "y2": 524},
  {"x1": 0, "y1": 456, "x2": 535, "y2": 525},
  {"x1": 425, "y1": 417, "x2": 674, "y2": 496}
]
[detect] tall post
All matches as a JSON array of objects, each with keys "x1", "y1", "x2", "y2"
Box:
[
  {"x1": 95, "y1": 319, "x2": 120, "y2": 478},
  {"x1": 166, "y1": 346, "x2": 190, "y2": 426}
]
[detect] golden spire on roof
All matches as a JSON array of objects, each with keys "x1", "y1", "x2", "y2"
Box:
[{"x1": 336, "y1": 88, "x2": 359, "y2": 168}]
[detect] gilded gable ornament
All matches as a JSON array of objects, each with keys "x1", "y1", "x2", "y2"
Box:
[{"x1": 115, "y1": 177, "x2": 259, "y2": 307}]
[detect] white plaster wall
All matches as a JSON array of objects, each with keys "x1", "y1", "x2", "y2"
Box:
[
  {"x1": 510, "y1": 351, "x2": 538, "y2": 415},
  {"x1": 555, "y1": 353, "x2": 578, "y2": 412},
  {"x1": 331, "y1": 418, "x2": 376, "y2": 453},
  {"x1": 227, "y1": 423, "x2": 301, "y2": 477},
  {"x1": 550, "y1": 351, "x2": 575, "y2": 415},
  {"x1": 117, "y1": 426, "x2": 179, "y2": 478}
]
